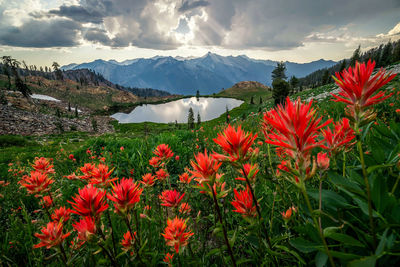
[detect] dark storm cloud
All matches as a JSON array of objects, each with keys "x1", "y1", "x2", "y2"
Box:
[
  {"x1": 48, "y1": 5, "x2": 105, "y2": 24},
  {"x1": 178, "y1": 0, "x2": 210, "y2": 13},
  {"x1": 83, "y1": 28, "x2": 112, "y2": 45},
  {"x1": 0, "y1": 19, "x2": 81, "y2": 47},
  {"x1": 1, "y1": 0, "x2": 400, "y2": 49}
]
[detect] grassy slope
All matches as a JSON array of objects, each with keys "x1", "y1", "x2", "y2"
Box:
[{"x1": 0, "y1": 74, "x2": 139, "y2": 111}]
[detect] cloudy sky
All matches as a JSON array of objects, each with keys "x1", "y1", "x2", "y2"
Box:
[{"x1": 1, "y1": 0, "x2": 400, "y2": 66}]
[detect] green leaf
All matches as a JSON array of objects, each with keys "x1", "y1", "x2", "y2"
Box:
[
  {"x1": 275, "y1": 245, "x2": 306, "y2": 265},
  {"x1": 308, "y1": 189, "x2": 350, "y2": 209},
  {"x1": 348, "y1": 256, "x2": 377, "y2": 267},
  {"x1": 315, "y1": 251, "x2": 328, "y2": 267},
  {"x1": 325, "y1": 233, "x2": 365, "y2": 248},
  {"x1": 289, "y1": 238, "x2": 320, "y2": 253},
  {"x1": 330, "y1": 251, "x2": 361, "y2": 260},
  {"x1": 375, "y1": 228, "x2": 388, "y2": 256}
]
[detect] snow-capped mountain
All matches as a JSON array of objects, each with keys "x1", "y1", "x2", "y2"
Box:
[{"x1": 62, "y1": 52, "x2": 336, "y2": 95}]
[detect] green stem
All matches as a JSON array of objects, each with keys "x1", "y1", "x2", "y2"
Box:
[
  {"x1": 342, "y1": 151, "x2": 346, "y2": 177},
  {"x1": 106, "y1": 209, "x2": 117, "y2": 257},
  {"x1": 240, "y1": 164, "x2": 272, "y2": 249},
  {"x1": 301, "y1": 184, "x2": 336, "y2": 267},
  {"x1": 356, "y1": 139, "x2": 377, "y2": 249},
  {"x1": 391, "y1": 174, "x2": 400, "y2": 194},
  {"x1": 211, "y1": 186, "x2": 237, "y2": 267},
  {"x1": 59, "y1": 243, "x2": 68, "y2": 266}
]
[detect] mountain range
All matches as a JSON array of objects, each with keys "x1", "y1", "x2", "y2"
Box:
[{"x1": 62, "y1": 53, "x2": 336, "y2": 95}]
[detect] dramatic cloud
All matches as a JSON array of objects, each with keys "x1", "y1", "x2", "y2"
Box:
[
  {"x1": 0, "y1": 18, "x2": 81, "y2": 47},
  {"x1": 0, "y1": 0, "x2": 399, "y2": 51}
]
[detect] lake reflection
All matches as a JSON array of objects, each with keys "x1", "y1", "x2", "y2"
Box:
[{"x1": 111, "y1": 97, "x2": 243, "y2": 123}]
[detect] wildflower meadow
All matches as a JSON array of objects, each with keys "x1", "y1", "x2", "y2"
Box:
[{"x1": 1, "y1": 60, "x2": 400, "y2": 266}]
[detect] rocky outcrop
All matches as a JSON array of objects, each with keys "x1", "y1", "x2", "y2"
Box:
[
  {"x1": 0, "y1": 104, "x2": 114, "y2": 136},
  {"x1": 231, "y1": 81, "x2": 270, "y2": 90}
]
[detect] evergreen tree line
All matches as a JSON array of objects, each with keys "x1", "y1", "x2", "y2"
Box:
[
  {"x1": 0, "y1": 57, "x2": 170, "y2": 98},
  {"x1": 298, "y1": 39, "x2": 400, "y2": 88}
]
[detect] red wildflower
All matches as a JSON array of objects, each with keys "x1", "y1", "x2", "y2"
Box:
[
  {"x1": 332, "y1": 60, "x2": 396, "y2": 124},
  {"x1": 149, "y1": 157, "x2": 160, "y2": 168},
  {"x1": 231, "y1": 186, "x2": 256, "y2": 218},
  {"x1": 396, "y1": 109, "x2": 400, "y2": 114},
  {"x1": 34, "y1": 221, "x2": 70, "y2": 249},
  {"x1": 72, "y1": 216, "x2": 96, "y2": 243},
  {"x1": 161, "y1": 217, "x2": 193, "y2": 253},
  {"x1": 80, "y1": 163, "x2": 96, "y2": 180},
  {"x1": 236, "y1": 163, "x2": 259, "y2": 184},
  {"x1": 320, "y1": 118, "x2": 355, "y2": 154},
  {"x1": 20, "y1": 171, "x2": 54, "y2": 196},
  {"x1": 179, "y1": 172, "x2": 192, "y2": 184},
  {"x1": 32, "y1": 157, "x2": 55, "y2": 174},
  {"x1": 68, "y1": 154, "x2": 75, "y2": 160},
  {"x1": 189, "y1": 149, "x2": 222, "y2": 184},
  {"x1": 156, "y1": 168, "x2": 169, "y2": 181},
  {"x1": 153, "y1": 144, "x2": 174, "y2": 161},
  {"x1": 317, "y1": 152, "x2": 330, "y2": 171},
  {"x1": 281, "y1": 207, "x2": 293, "y2": 222},
  {"x1": 40, "y1": 195, "x2": 53, "y2": 208},
  {"x1": 159, "y1": 189, "x2": 185, "y2": 208},
  {"x1": 65, "y1": 172, "x2": 79, "y2": 180},
  {"x1": 262, "y1": 97, "x2": 331, "y2": 169},
  {"x1": 175, "y1": 155, "x2": 180, "y2": 161},
  {"x1": 107, "y1": 178, "x2": 143, "y2": 214},
  {"x1": 163, "y1": 253, "x2": 174, "y2": 266},
  {"x1": 68, "y1": 185, "x2": 109, "y2": 219},
  {"x1": 51, "y1": 206, "x2": 72, "y2": 223},
  {"x1": 140, "y1": 173, "x2": 156, "y2": 187},
  {"x1": 213, "y1": 125, "x2": 257, "y2": 162},
  {"x1": 120, "y1": 146, "x2": 124, "y2": 151},
  {"x1": 89, "y1": 164, "x2": 117, "y2": 188},
  {"x1": 121, "y1": 231, "x2": 136, "y2": 253},
  {"x1": 179, "y1": 202, "x2": 191, "y2": 214}
]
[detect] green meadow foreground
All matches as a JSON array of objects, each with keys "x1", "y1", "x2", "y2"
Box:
[{"x1": 1, "y1": 61, "x2": 400, "y2": 266}]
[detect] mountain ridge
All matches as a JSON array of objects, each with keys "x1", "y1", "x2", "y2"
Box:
[{"x1": 62, "y1": 53, "x2": 336, "y2": 95}]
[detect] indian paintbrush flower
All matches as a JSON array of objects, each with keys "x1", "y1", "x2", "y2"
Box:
[{"x1": 161, "y1": 217, "x2": 193, "y2": 253}]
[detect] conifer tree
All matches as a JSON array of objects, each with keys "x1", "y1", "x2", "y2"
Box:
[
  {"x1": 197, "y1": 112, "x2": 201, "y2": 126},
  {"x1": 188, "y1": 107, "x2": 194, "y2": 129}
]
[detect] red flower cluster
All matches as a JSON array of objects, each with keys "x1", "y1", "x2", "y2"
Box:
[
  {"x1": 159, "y1": 189, "x2": 185, "y2": 208},
  {"x1": 51, "y1": 207, "x2": 72, "y2": 223},
  {"x1": 20, "y1": 171, "x2": 54, "y2": 196},
  {"x1": 213, "y1": 125, "x2": 257, "y2": 162},
  {"x1": 34, "y1": 221, "x2": 71, "y2": 249},
  {"x1": 153, "y1": 144, "x2": 174, "y2": 161},
  {"x1": 108, "y1": 178, "x2": 143, "y2": 214},
  {"x1": 162, "y1": 217, "x2": 193, "y2": 253},
  {"x1": 32, "y1": 157, "x2": 54, "y2": 174},
  {"x1": 231, "y1": 186, "x2": 256, "y2": 218},
  {"x1": 189, "y1": 149, "x2": 221, "y2": 184},
  {"x1": 320, "y1": 118, "x2": 356, "y2": 155},
  {"x1": 141, "y1": 173, "x2": 156, "y2": 187},
  {"x1": 263, "y1": 97, "x2": 331, "y2": 169},
  {"x1": 72, "y1": 216, "x2": 96, "y2": 244},
  {"x1": 332, "y1": 60, "x2": 396, "y2": 124},
  {"x1": 68, "y1": 185, "x2": 109, "y2": 219}
]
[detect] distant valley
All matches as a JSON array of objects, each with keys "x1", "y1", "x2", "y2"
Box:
[{"x1": 62, "y1": 53, "x2": 336, "y2": 95}]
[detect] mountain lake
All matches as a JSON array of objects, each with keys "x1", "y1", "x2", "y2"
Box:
[{"x1": 111, "y1": 97, "x2": 243, "y2": 123}]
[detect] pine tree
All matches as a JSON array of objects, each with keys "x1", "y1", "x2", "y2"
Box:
[
  {"x1": 321, "y1": 69, "x2": 330, "y2": 85},
  {"x1": 196, "y1": 90, "x2": 200, "y2": 101},
  {"x1": 272, "y1": 78, "x2": 290, "y2": 106},
  {"x1": 271, "y1": 61, "x2": 287, "y2": 81},
  {"x1": 259, "y1": 96, "x2": 263, "y2": 104},
  {"x1": 339, "y1": 59, "x2": 347, "y2": 72},
  {"x1": 197, "y1": 112, "x2": 201, "y2": 126},
  {"x1": 188, "y1": 107, "x2": 194, "y2": 129},
  {"x1": 350, "y1": 45, "x2": 361, "y2": 67},
  {"x1": 380, "y1": 41, "x2": 393, "y2": 67},
  {"x1": 226, "y1": 106, "x2": 230, "y2": 124},
  {"x1": 250, "y1": 96, "x2": 254, "y2": 104},
  {"x1": 289, "y1": 76, "x2": 299, "y2": 91}
]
